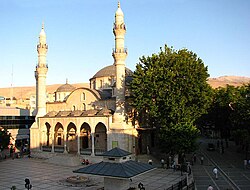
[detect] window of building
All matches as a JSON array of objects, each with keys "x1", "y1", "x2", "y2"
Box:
[
  {"x1": 82, "y1": 103, "x2": 86, "y2": 111},
  {"x1": 112, "y1": 141, "x2": 118, "y2": 148},
  {"x1": 100, "y1": 80, "x2": 103, "y2": 88},
  {"x1": 81, "y1": 93, "x2": 85, "y2": 101}
]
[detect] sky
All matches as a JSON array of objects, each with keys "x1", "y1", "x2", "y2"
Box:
[{"x1": 1, "y1": 0, "x2": 250, "y2": 88}]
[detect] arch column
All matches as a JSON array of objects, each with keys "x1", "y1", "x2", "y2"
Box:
[
  {"x1": 77, "y1": 131, "x2": 80, "y2": 155},
  {"x1": 51, "y1": 131, "x2": 54, "y2": 153},
  {"x1": 91, "y1": 132, "x2": 95, "y2": 156},
  {"x1": 63, "y1": 131, "x2": 68, "y2": 154}
]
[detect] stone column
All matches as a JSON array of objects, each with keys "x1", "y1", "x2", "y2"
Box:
[
  {"x1": 63, "y1": 131, "x2": 67, "y2": 153},
  {"x1": 51, "y1": 131, "x2": 54, "y2": 153},
  {"x1": 91, "y1": 133, "x2": 95, "y2": 156},
  {"x1": 77, "y1": 132, "x2": 80, "y2": 155}
]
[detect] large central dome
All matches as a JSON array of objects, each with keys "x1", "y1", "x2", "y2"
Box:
[{"x1": 91, "y1": 65, "x2": 133, "y2": 79}]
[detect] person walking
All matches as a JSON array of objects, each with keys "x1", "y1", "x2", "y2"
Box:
[
  {"x1": 213, "y1": 167, "x2": 218, "y2": 179},
  {"x1": 193, "y1": 153, "x2": 197, "y2": 163},
  {"x1": 200, "y1": 156, "x2": 204, "y2": 165},
  {"x1": 207, "y1": 185, "x2": 213, "y2": 190}
]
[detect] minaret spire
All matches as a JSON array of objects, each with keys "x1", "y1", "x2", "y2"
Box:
[
  {"x1": 112, "y1": 2, "x2": 127, "y2": 123},
  {"x1": 35, "y1": 22, "x2": 48, "y2": 118}
]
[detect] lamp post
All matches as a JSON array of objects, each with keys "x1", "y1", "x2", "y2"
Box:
[{"x1": 25, "y1": 178, "x2": 32, "y2": 190}]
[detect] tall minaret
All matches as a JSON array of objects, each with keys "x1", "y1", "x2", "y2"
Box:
[
  {"x1": 35, "y1": 23, "x2": 48, "y2": 118},
  {"x1": 112, "y1": 1, "x2": 127, "y2": 123}
]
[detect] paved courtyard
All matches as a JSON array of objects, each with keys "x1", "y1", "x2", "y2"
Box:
[{"x1": 0, "y1": 157, "x2": 186, "y2": 190}]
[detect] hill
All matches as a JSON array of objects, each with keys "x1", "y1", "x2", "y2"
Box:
[
  {"x1": 0, "y1": 76, "x2": 249, "y2": 99},
  {"x1": 0, "y1": 83, "x2": 89, "y2": 99},
  {"x1": 207, "y1": 76, "x2": 250, "y2": 88}
]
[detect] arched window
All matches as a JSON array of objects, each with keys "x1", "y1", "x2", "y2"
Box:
[
  {"x1": 73, "y1": 105, "x2": 76, "y2": 111},
  {"x1": 82, "y1": 103, "x2": 86, "y2": 111},
  {"x1": 100, "y1": 80, "x2": 103, "y2": 88},
  {"x1": 81, "y1": 92, "x2": 85, "y2": 101}
]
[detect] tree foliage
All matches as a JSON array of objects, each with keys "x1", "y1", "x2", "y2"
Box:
[
  {"x1": 131, "y1": 45, "x2": 212, "y2": 154},
  {"x1": 0, "y1": 128, "x2": 10, "y2": 150}
]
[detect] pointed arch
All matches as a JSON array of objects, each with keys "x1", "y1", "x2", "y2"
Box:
[
  {"x1": 80, "y1": 123, "x2": 91, "y2": 153},
  {"x1": 67, "y1": 122, "x2": 77, "y2": 153},
  {"x1": 95, "y1": 122, "x2": 107, "y2": 154},
  {"x1": 54, "y1": 122, "x2": 64, "y2": 146}
]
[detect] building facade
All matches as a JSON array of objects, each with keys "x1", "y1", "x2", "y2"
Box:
[{"x1": 30, "y1": 2, "x2": 138, "y2": 157}]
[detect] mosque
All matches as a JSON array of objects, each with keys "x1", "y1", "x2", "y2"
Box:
[{"x1": 30, "y1": 2, "x2": 151, "y2": 157}]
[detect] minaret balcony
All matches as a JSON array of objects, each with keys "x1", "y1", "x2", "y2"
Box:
[
  {"x1": 113, "y1": 23, "x2": 126, "y2": 30},
  {"x1": 112, "y1": 48, "x2": 128, "y2": 54},
  {"x1": 36, "y1": 64, "x2": 48, "y2": 69}
]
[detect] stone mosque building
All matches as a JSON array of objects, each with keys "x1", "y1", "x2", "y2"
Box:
[{"x1": 30, "y1": 2, "x2": 142, "y2": 157}]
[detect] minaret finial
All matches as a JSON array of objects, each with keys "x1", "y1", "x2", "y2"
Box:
[
  {"x1": 118, "y1": 1, "x2": 120, "y2": 8},
  {"x1": 66, "y1": 78, "x2": 68, "y2": 84},
  {"x1": 42, "y1": 22, "x2": 44, "y2": 30}
]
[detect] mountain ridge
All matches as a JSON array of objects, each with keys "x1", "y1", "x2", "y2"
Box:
[{"x1": 0, "y1": 76, "x2": 249, "y2": 99}]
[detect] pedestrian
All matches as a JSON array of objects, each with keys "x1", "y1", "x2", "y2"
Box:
[
  {"x1": 200, "y1": 156, "x2": 204, "y2": 165},
  {"x1": 244, "y1": 159, "x2": 247, "y2": 169},
  {"x1": 168, "y1": 156, "x2": 172, "y2": 168},
  {"x1": 85, "y1": 159, "x2": 89, "y2": 165},
  {"x1": 146, "y1": 145, "x2": 150, "y2": 155},
  {"x1": 148, "y1": 159, "x2": 152, "y2": 165},
  {"x1": 213, "y1": 167, "x2": 218, "y2": 179},
  {"x1": 172, "y1": 160, "x2": 176, "y2": 171},
  {"x1": 161, "y1": 158, "x2": 165, "y2": 168},
  {"x1": 207, "y1": 184, "x2": 213, "y2": 190},
  {"x1": 193, "y1": 153, "x2": 197, "y2": 163}
]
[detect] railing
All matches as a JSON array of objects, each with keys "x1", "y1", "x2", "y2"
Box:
[
  {"x1": 80, "y1": 148, "x2": 92, "y2": 155},
  {"x1": 112, "y1": 48, "x2": 128, "y2": 54},
  {"x1": 54, "y1": 146, "x2": 64, "y2": 153},
  {"x1": 42, "y1": 146, "x2": 52, "y2": 152},
  {"x1": 95, "y1": 148, "x2": 106, "y2": 156},
  {"x1": 165, "y1": 177, "x2": 189, "y2": 190}
]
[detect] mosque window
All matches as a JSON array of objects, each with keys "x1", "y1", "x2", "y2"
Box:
[
  {"x1": 93, "y1": 81, "x2": 96, "y2": 90},
  {"x1": 100, "y1": 80, "x2": 103, "y2": 88},
  {"x1": 82, "y1": 103, "x2": 86, "y2": 111},
  {"x1": 73, "y1": 105, "x2": 76, "y2": 111},
  {"x1": 81, "y1": 93, "x2": 86, "y2": 101}
]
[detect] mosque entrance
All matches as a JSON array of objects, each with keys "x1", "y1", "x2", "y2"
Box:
[
  {"x1": 95, "y1": 122, "x2": 107, "y2": 154},
  {"x1": 80, "y1": 123, "x2": 91, "y2": 154},
  {"x1": 67, "y1": 123, "x2": 77, "y2": 153}
]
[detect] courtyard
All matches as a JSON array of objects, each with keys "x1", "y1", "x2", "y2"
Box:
[{"x1": 0, "y1": 156, "x2": 185, "y2": 190}]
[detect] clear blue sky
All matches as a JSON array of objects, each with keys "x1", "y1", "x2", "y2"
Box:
[{"x1": 1, "y1": 0, "x2": 250, "y2": 88}]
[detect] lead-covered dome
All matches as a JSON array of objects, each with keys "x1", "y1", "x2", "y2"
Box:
[
  {"x1": 56, "y1": 83, "x2": 76, "y2": 92},
  {"x1": 91, "y1": 65, "x2": 133, "y2": 79}
]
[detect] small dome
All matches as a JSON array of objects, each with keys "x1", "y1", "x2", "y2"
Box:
[
  {"x1": 56, "y1": 83, "x2": 76, "y2": 93},
  {"x1": 91, "y1": 65, "x2": 133, "y2": 79}
]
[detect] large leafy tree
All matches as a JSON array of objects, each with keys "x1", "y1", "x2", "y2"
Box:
[
  {"x1": 198, "y1": 85, "x2": 240, "y2": 138},
  {"x1": 0, "y1": 128, "x2": 10, "y2": 150},
  {"x1": 131, "y1": 45, "x2": 212, "y2": 155}
]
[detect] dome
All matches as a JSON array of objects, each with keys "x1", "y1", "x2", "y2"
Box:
[
  {"x1": 91, "y1": 65, "x2": 133, "y2": 79},
  {"x1": 56, "y1": 83, "x2": 76, "y2": 93}
]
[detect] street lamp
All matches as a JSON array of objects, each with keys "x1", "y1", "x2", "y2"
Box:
[{"x1": 25, "y1": 178, "x2": 32, "y2": 190}]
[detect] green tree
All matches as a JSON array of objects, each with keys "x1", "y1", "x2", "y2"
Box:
[
  {"x1": 199, "y1": 85, "x2": 240, "y2": 138},
  {"x1": 0, "y1": 128, "x2": 10, "y2": 150},
  {"x1": 131, "y1": 45, "x2": 212, "y2": 154},
  {"x1": 231, "y1": 84, "x2": 250, "y2": 129}
]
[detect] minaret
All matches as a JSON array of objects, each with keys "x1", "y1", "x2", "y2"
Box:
[
  {"x1": 112, "y1": 1, "x2": 127, "y2": 123},
  {"x1": 35, "y1": 23, "x2": 48, "y2": 118}
]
